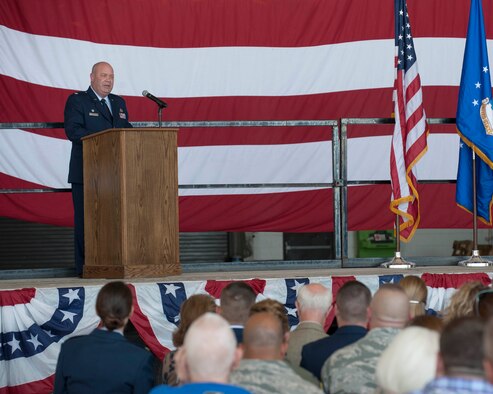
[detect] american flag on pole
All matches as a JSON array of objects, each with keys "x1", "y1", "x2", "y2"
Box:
[{"x1": 390, "y1": 0, "x2": 429, "y2": 242}]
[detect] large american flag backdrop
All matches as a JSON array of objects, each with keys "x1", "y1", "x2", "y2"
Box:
[
  {"x1": 1, "y1": 272, "x2": 491, "y2": 394},
  {"x1": 0, "y1": 0, "x2": 491, "y2": 232}
]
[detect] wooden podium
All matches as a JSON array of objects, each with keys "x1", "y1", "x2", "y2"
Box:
[{"x1": 81, "y1": 128, "x2": 181, "y2": 278}]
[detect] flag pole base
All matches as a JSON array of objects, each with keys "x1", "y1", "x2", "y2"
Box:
[
  {"x1": 458, "y1": 249, "x2": 493, "y2": 267},
  {"x1": 380, "y1": 252, "x2": 415, "y2": 269}
]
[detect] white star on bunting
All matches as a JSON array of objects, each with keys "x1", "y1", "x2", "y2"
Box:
[
  {"x1": 164, "y1": 284, "x2": 181, "y2": 298},
  {"x1": 60, "y1": 310, "x2": 77, "y2": 323},
  {"x1": 27, "y1": 334, "x2": 43, "y2": 350},
  {"x1": 290, "y1": 280, "x2": 305, "y2": 293},
  {"x1": 7, "y1": 336, "x2": 22, "y2": 354},
  {"x1": 63, "y1": 289, "x2": 80, "y2": 305},
  {"x1": 44, "y1": 330, "x2": 56, "y2": 337},
  {"x1": 285, "y1": 306, "x2": 297, "y2": 317}
]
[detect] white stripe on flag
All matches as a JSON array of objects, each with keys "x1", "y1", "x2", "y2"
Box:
[
  {"x1": 0, "y1": 130, "x2": 460, "y2": 191},
  {"x1": 0, "y1": 26, "x2": 472, "y2": 97}
]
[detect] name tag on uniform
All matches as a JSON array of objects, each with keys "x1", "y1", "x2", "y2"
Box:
[{"x1": 89, "y1": 109, "x2": 99, "y2": 117}]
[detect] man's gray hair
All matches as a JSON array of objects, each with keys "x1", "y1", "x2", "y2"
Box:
[
  {"x1": 297, "y1": 283, "x2": 332, "y2": 313},
  {"x1": 183, "y1": 312, "x2": 237, "y2": 381}
]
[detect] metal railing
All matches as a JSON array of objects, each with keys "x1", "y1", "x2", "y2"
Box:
[
  {"x1": 0, "y1": 120, "x2": 343, "y2": 258},
  {"x1": 340, "y1": 117, "x2": 457, "y2": 265},
  {"x1": 1, "y1": 118, "x2": 459, "y2": 265}
]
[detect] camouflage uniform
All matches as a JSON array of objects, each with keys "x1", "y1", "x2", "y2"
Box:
[
  {"x1": 321, "y1": 327, "x2": 400, "y2": 394},
  {"x1": 230, "y1": 359, "x2": 323, "y2": 394}
]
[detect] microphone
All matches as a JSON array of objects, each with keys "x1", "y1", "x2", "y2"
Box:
[{"x1": 142, "y1": 90, "x2": 168, "y2": 108}]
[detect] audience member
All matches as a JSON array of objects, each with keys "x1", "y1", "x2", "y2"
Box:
[
  {"x1": 249, "y1": 299, "x2": 290, "y2": 333},
  {"x1": 476, "y1": 288, "x2": 493, "y2": 320},
  {"x1": 249, "y1": 298, "x2": 319, "y2": 384},
  {"x1": 443, "y1": 281, "x2": 488, "y2": 324},
  {"x1": 410, "y1": 317, "x2": 493, "y2": 393},
  {"x1": 230, "y1": 311, "x2": 323, "y2": 394},
  {"x1": 162, "y1": 294, "x2": 216, "y2": 386},
  {"x1": 301, "y1": 281, "x2": 371, "y2": 381},
  {"x1": 321, "y1": 283, "x2": 409, "y2": 394},
  {"x1": 408, "y1": 314, "x2": 444, "y2": 332},
  {"x1": 220, "y1": 281, "x2": 257, "y2": 344},
  {"x1": 150, "y1": 313, "x2": 250, "y2": 394},
  {"x1": 483, "y1": 317, "x2": 493, "y2": 385},
  {"x1": 54, "y1": 281, "x2": 155, "y2": 394},
  {"x1": 376, "y1": 326, "x2": 439, "y2": 393},
  {"x1": 398, "y1": 275, "x2": 427, "y2": 318},
  {"x1": 285, "y1": 283, "x2": 332, "y2": 366}
]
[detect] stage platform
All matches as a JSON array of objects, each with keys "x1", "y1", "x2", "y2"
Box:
[
  {"x1": 1, "y1": 263, "x2": 493, "y2": 290},
  {"x1": 2, "y1": 261, "x2": 493, "y2": 394}
]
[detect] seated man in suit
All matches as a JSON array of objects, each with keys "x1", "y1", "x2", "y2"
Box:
[
  {"x1": 286, "y1": 283, "x2": 332, "y2": 367},
  {"x1": 64, "y1": 61, "x2": 132, "y2": 277},
  {"x1": 54, "y1": 281, "x2": 155, "y2": 394},
  {"x1": 151, "y1": 313, "x2": 250, "y2": 394},
  {"x1": 301, "y1": 281, "x2": 371, "y2": 381},
  {"x1": 219, "y1": 281, "x2": 257, "y2": 344},
  {"x1": 321, "y1": 284, "x2": 409, "y2": 394}
]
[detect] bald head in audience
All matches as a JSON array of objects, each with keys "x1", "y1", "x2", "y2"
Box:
[
  {"x1": 242, "y1": 311, "x2": 288, "y2": 360},
  {"x1": 177, "y1": 312, "x2": 241, "y2": 383},
  {"x1": 370, "y1": 284, "x2": 410, "y2": 329}
]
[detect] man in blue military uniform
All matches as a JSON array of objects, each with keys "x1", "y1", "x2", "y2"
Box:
[{"x1": 64, "y1": 61, "x2": 132, "y2": 276}]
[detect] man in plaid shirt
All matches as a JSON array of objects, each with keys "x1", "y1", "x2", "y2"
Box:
[{"x1": 411, "y1": 317, "x2": 493, "y2": 394}]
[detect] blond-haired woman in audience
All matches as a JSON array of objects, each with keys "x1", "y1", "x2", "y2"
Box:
[
  {"x1": 376, "y1": 326, "x2": 439, "y2": 394},
  {"x1": 162, "y1": 294, "x2": 216, "y2": 386},
  {"x1": 398, "y1": 275, "x2": 427, "y2": 318},
  {"x1": 443, "y1": 280, "x2": 488, "y2": 325}
]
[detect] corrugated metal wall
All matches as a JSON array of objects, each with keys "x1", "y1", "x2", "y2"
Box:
[
  {"x1": 0, "y1": 218, "x2": 229, "y2": 269},
  {"x1": 0, "y1": 217, "x2": 74, "y2": 269},
  {"x1": 179, "y1": 232, "x2": 229, "y2": 262}
]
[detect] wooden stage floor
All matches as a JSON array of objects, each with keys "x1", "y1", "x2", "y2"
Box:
[{"x1": 2, "y1": 265, "x2": 493, "y2": 290}]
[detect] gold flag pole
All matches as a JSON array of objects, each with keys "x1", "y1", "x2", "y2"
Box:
[
  {"x1": 381, "y1": 215, "x2": 415, "y2": 269},
  {"x1": 459, "y1": 149, "x2": 493, "y2": 267}
]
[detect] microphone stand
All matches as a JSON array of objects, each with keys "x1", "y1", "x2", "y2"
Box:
[{"x1": 157, "y1": 104, "x2": 166, "y2": 128}]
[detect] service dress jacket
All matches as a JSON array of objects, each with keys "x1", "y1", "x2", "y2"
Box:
[
  {"x1": 64, "y1": 87, "x2": 132, "y2": 184},
  {"x1": 53, "y1": 328, "x2": 155, "y2": 394}
]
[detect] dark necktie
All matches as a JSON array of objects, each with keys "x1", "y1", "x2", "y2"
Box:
[{"x1": 100, "y1": 98, "x2": 113, "y2": 121}]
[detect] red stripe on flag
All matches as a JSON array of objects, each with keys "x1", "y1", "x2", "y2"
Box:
[
  {"x1": 128, "y1": 284, "x2": 168, "y2": 360},
  {"x1": 0, "y1": 288, "x2": 36, "y2": 306},
  {"x1": 2, "y1": 1, "x2": 486, "y2": 47},
  {"x1": 421, "y1": 273, "x2": 492, "y2": 289},
  {"x1": 205, "y1": 279, "x2": 267, "y2": 299},
  {"x1": 0, "y1": 0, "x2": 395, "y2": 47},
  {"x1": 348, "y1": 184, "x2": 490, "y2": 231},
  {"x1": 2, "y1": 181, "x2": 487, "y2": 231},
  {"x1": 0, "y1": 375, "x2": 54, "y2": 394},
  {"x1": 324, "y1": 276, "x2": 356, "y2": 331},
  {"x1": 179, "y1": 189, "x2": 334, "y2": 232}
]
